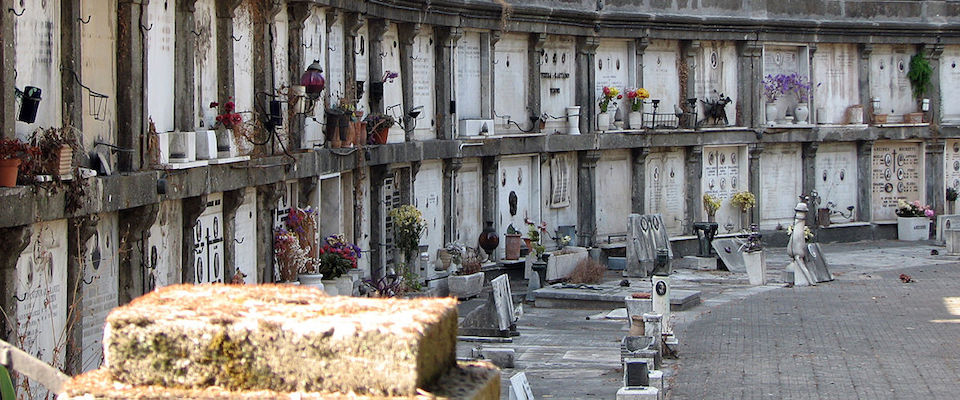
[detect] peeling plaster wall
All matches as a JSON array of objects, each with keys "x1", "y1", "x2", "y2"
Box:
[
  {"x1": 14, "y1": 1, "x2": 62, "y2": 137},
  {"x1": 145, "y1": 0, "x2": 176, "y2": 132},
  {"x1": 194, "y1": 0, "x2": 219, "y2": 128},
  {"x1": 79, "y1": 0, "x2": 118, "y2": 150},
  {"x1": 147, "y1": 200, "x2": 183, "y2": 288}
]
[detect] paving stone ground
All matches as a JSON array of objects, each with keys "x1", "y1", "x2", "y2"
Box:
[{"x1": 459, "y1": 240, "x2": 960, "y2": 399}]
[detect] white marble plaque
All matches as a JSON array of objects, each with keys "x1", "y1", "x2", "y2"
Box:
[
  {"x1": 272, "y1": 5, "x2": 289, "y2": 139},
  {"x1": 702, "y1": 146, "x2": 748, "y2": 231},
  {"x1": 645, "y1": 149, "x2": 686, "y2": 236},
  {"x1": 595, "y1": 39, "x2": 630, "y2": 119},
  {"x1": 456, "y1": 159, "x2": 483, "y2": 247},
  {"x1": 498, "y1": 155, "x2": 538, "y2": 257},
  {"x1": 869, "y1": 45, "x2": 917, "y2": 120},
  {"x1": 815, "y1": 142, "x2": 859, "y2": 223},
  {"x1": 494, "y1": 34, "x2": 529, "y2": 132},
  {"x1": 146, "y1": 0, "x2": 176, "y2": 132},
  {"x1": 456, "y1": 32, "x2": 483, "y2": 120},
  {"x1": 812, "y1": 44, "x2": 860, "y2": 124},
  {"x1": 382, "y1": 24, "x2": 405, "y2": 143},
  {"x1": 945, "y1": 139, "x2": 960, "y2": 194},
  {"x1": 148, "y1": 200, "x2": 183, "y2": 288},
  {"x1": 14, "y1": 220, "x2": 68, "y2": 398},
  {"x1": 871, "y1": 141, "x2": 924, "y2": 221},
  {"x1": 941, "y1": 45, "x2": 960, "y2": 123},
  {"x1": 194, "y1": 193, "x2": 225, "y2": 284},
  {"x1": 79, "y1": 0, "x2": 118, "y2": 149},
  {"x1": 412, "y1": 27, "x2": 437, "y2": 140},
  {"x1": 301, "y1": 9, "x2": 328, "y2": 147},
  {"x1": 509, "y1": 372, "x2": 535, "y2": 400},
  {"x1": 414, "y1": 161, "x2": 444, "y2": 278},
  {"x1": 80, "y1": 214, "x2": 119, "y2": 372},
  {"x1": 540, "y1": 36, "x2": 576, "y2": 127},
  {"x1": 194, "y1": 0, "x2": 219, "y2": 128},
  {"x1": 327, "y1": 16, "x2": 345, "y2": 105},
  {"x1": 763, "y1": 45, "x2": 809, "y2": 121},
  {"x1": 694, "y1": 41, "x2": 738, "y2": 125},
  {"x1": 355, "y1": 22, "x2": 370, "y2": 115},
  {"x1": 233, "y1": 187, "x2": 258, "y2": 283},
  {"x1": 491, "y1": 274, "x2": 514, "y2": 331},
  {"x1": 596, "y1": 150, "x2": 632, "y2": 238},
  {"x1": 760, "y1": 143, "x2": 802, "y2": 229},
  {"x1": 643, "y1": 40, "x2": 680, "y2": 120},
  {"x1": 540, "y1": 153, "x2": 578, "y2": 249},
  {"x1": 233, "y1": 3, "x2": 255, "y2": 130}
]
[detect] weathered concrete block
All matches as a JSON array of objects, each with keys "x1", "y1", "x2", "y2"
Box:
[
  {"x1": 60, "y1": 360, "x2": 500, "y2": 400},
  {"x1": 648, "y1": 370, "x2": 663, "y2": 392},
  {"x1": 103, "y1": 284, "x2": 458, "y2": 396},
  {"x1": 617, "y1": 386, "x2": 660, "y2": 400},
  {"x1": 472, "y1": 347, "x2": 516, "y2": 368}
]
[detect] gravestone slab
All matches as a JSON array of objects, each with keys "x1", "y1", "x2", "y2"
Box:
[
  {"x1": 711, "y1": 237, "x2": 746, "y2": 272},
  {"x1": 815, "y1": 142, "x2": 859, "y2": 224},
  {"x1": 626, "y1": 214, "x2": 674, "y2": 277},
  {"x1": 805, "y1": 243, "x2": 834, "y2": 283},
  {"x1": 645, "y1": 150, "x2": 686, "y2": 235},
  {"x1": 759, "y1": 143, "x2": 802, "y2": 229},
  {"x1": 491, "y1": 274, "x2": 515, "y2": 331},
  {"x1": 936, "y1": 214, "x2": 960, "y2": 244},
  {"x1": 702, "y1": 146, "x2": 747, "y2": 232},
  {"x1": 871, "y1": 141, "x2": 923, "y2": 221},
  {"x1": 508, "y1": 372, "x2": 535, "y2": 400}
]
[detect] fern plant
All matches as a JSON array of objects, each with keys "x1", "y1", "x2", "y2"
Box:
[{"x1": 907, "y1": 52, "x2": 932, "y2": 100}]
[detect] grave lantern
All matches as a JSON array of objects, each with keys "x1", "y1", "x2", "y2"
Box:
[{"x1": 300, "y1": 60, "x2": 325, "y2": 100}]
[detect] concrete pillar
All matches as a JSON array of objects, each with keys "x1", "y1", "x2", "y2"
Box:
[
  {"x1": 684, "y1": 146, "x2": 703, "y2": 235},
  {"x1": 748, "y1": 144, "x2": 763, "y2": 225},
  {"x1": 437, "y1": 27, "x2": 464, "y2": 140},
  {"x1": 252, "y1": 3, "x2": 277, "y2": 149},
  {"x1": 343, "y1": 13, "x2": 364, "y2": 105},
  {"x1": 859, "y1": 44, "x2": 874, "y2": 117},
  {"x1": 802, "y1": 142, "x2": 819, "y2": 226},
  {"x1": 737, "y1": 41, "x2": 763, "y2": 127},
  {"x1": 215, "y1": 0, "x2": 243, "y2": 105},
  {"x1": 635, "y1": 37, "x2": 649, "y2": 90},
  {"x1": 481, "y1": 32, "x2": 497, "y2": 119},
  {"x1": 181, "y1": 196, "x2": 208, "y2": 285},
  {"x1": 222, "y1": 188, "x2": 245, "y2": 283},
  {"x1": 632, "y1": 147, "x2": 650, "y2": 214},
  {"x1": 61, "y1": 0, "x2": 83, "y2": 133},
  {"x1": 926, "y1": 139, "x2": 945, "y2": 215},
  {"x1": 367, "y1": 19, "x2": 388, "y2": 113},
  {"x1": 118, "y1": 204, "x2": 159, "y2": 305},
  {"x1": 286, "y1": 3, "x2": 310, "y2": 150},
  {"x1": 369, "y1": 165, "x2": 388, "y2": 280},
  {"x1": 0, "y1": 0, "x2": 15, "y2": 138},
  {"x1": 117, "y1": 0, "x2": 148, "y2": 171},
  {"x1": 807, "y1": 44, "x2": 818, "y2": 123},
  {"x1": 398, "y1": 23, "x2": 422, "y2": 141},
  {"x1": 528, "y1": 33, "x2": 547, "y2": 133},
  {"x1": 683, "y1": 40, "x2": 700, "y2": 114},
  {"x1": 0, "y1": 225, "x2": 32, "y2": 342},
  {"x1": 925, "y1": 43, "x2": 944, "y2": 125},
  {"x1": 578, "y1": 150, "x2": 602, "y2": 247},
  {"x1": 323, "y1": 9, "x2": 337, "y2": 113},
  {"x1": 576, "y1": 37, "x2": 600, "y2": 134},
  {"x1": 857, "y1": 140, "x2": 874, "y2": 222},
  {"x1": 443, "y1": 158, "x2": 464, "y2": 245},
  {"x1": 65, "y1": 216, "x2": 97, "y2": 375},
  {"x1": 256, "y1": 183, "x2": 284, "y2": 283},
  {"x1": 175, "y1": 0, "x2": 199, "y2": 131}
]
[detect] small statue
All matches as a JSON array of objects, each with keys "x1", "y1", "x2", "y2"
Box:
[
  {"x1": 700, "y1": 93, "x2": 732, "y2": 126},
  {"x1": 786, "y1": 201, "x2": 817, "y2": 286}
]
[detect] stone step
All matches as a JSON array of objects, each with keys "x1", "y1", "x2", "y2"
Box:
[
  {"x1": 533, "y1": 284, "x2": 701, "y2": 310},
  {"x1": 103, "y1": 284, "x2": 459, "y2": 396}
]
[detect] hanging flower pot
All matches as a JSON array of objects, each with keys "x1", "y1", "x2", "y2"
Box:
[{"x1": 0, "y1": 158, "x2": 21, "y2": 187}]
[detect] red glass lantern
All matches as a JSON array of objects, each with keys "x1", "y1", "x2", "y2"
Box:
[{"x1": 300, "y1": 60, "x2": 325, "y2": 100}]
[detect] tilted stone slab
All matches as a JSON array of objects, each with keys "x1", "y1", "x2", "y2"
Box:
[
  {"x1": 103, "y1": 284, "x2": 458, "y2": 396},
  {"x1": 58, "y1": 361, "x2": 500, "y2": 400}
]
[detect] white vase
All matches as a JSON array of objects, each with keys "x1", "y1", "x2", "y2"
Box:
[
  {"x1": 628, "y1": 111, "x2": 644, "y2": 130},
  {"x1": 897, "y1": 217, "x2": 930, "y2": 241},
  {"x1": 566, "y1": 106, "x2": 581, "y2": 135},
  {"x1": 334, "y1": 276, "x2": 354, "y2": 296},
  {"x1": 794, "y1": 103, "x2": 810, "y2": 124},
  {"x1": 215, "y1": 127, "x2": 235, "y2": 158},
  {"x1": 742, "y1": 250, "x2": 767, "y2": 285},
  {"x1": 298, "y1": 273, "x2": 325, "y2": 291},
  {"x1": 597, "y1": 112, "x2": 612, "y2": 131},
  {"x1": 765, "y1": 103, "x2": 778, "y2": 126}
]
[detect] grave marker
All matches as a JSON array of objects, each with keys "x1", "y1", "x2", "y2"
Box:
[
  {"x1": 508, "y1": 372, "x2": 535, "y2": 400},
  {"x1": 626, "y1": 214, "x2": 673, "y2": 277},
  {"x1": 711, "y1": 237, "x2": 747, "y2": 272}
]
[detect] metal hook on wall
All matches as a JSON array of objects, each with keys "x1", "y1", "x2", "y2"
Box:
[
  {"x1": 234, "y1": 237, "x2": 245, "y2": 244},
  {"x1": 78, "y1": 15, "x2": 91, "y2": 24},
  {"x1": 12, "y1": 292, "x2": 26, "y2": 302},
  {"x1": 190, "y1": 29, "x2": 202, "y2": 38},
  {"x1": 8, "y1": 6, "x2": 24, "y2": 16},
  {"x1": 141, "y1": 23, "x2": 153, "y2": 31},
  {"x1": 302, "y1": 40, "x2": 313, "y2": 49},
  {"x1": 232, "y1": 34, "x2": 242, "y2": 42},
  {"x1": 82, "y1": 275, "x2": 97, "y2": 285},
  {"x1": 328, "y1": 45, "x2": 337, "y2": 52}
]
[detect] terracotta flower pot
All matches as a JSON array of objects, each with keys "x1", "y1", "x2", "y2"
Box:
[
  {"x1": 355, "y1": 121, "x2": 367, "y2": 148},
  {"x1": 0, "y1": 158, "x2": 20, "y2": 187},
  {"x1": 372, "y1": 127, "x2": 389, "y2": 145},
  {"x1": 504, "y1": 233, "x2": 523, "y2": 260}
]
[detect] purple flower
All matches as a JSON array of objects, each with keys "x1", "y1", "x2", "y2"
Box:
[{"x1": 925, "y1": 209, "x2": 935, "y2": 218}]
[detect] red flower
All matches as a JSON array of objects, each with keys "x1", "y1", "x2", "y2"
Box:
[
  {"x1": 617, "y1": 94, "x2": 623, "y2": 99},
  {"x1": 231, "y1": 114, "x2": 242, "y2": 124},
  {"x1": 225, "y1": 101, "x2": 235, "y2": 112},
  {"x1": 215, "y1": 115, "x2": 223, "y2": 122},
  {"x1": 209, "y1": 101, "x2": 219, "y2": 108}
]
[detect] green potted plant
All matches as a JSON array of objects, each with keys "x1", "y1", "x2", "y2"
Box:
[
  {"x1": 317, "y1": 234, "x2": 362, "y2": 295},
  {"x1": 524, "y1": 218, "x2": 547, "y2": 260},
  {"x1": 907, "y1": 52, "x2": 932, "y2": 123},
  {"x1": 388, "y1": 204, "x2": 425, "y2": 276},
  {"x1": 947, "y1": 187, "x2": 958, "y2": 215},
  {"x1": 364, "y1": 113, "x2": 396, "y2": 145}
]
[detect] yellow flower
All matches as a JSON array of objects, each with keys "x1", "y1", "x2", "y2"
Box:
[{"x1": 637, "y1": 88, "x2": 650, "y2": 99}]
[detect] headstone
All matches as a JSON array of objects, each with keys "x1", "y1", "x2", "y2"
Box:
[
  {"x1": 616, "y1": 386, "x2": 659, "y2": 400},
  {"x1": 759, "y1": 143, "x2": 802, "y2": 228},
  {"x1": 491, "y1": 274, "x2": 515, "y2": 331},
  {"x1": 946, "y1": 229, "x2": 960, "y2": 255},
  {"x1": 194, "y1": 193, "x2": 225, "y2": 284},
  {"x1": 815, "y1": 143, "x2": 858, "y2": 223},
  {"x1": 645, "y1": 150, "x2": 686, "y2": 235},
  {"x1": 650, "y1": 278, "x2": 671, "y2": 335},
  {"x1": 626, "y1": 214, "x2": 674, "y2": 277},
  {"x1": 711, "y1": 237, "x2": 747, "y2": 272},
  {"x1": 702, "y1": 146, "x2": 747, "y2": 232},
  {"x1": 508, "y1": 372, "x2": 535, "y2": 400},
  {"x1": 936, "y1": 214, "x2": 960, "y2": 244},
  {"x1": 624, "y1": 361, "x2": 650, "y2": 387},
  {"x1": 871, "y1": 141, "x2": 923, "y2": 221},
  {"x1": 805, "y1": 243, "x2": 834, "y2": 283}
]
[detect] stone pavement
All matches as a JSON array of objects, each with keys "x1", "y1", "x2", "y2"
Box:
[{"x1": 459, "y1": 241, "x2": 960, "y2": 399}]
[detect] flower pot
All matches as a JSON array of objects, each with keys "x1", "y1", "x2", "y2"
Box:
[
  {"x1": 324, "y1": 110, "x2": 342, "y2": 148},
  {"x1": 45, "y1": 144, "x2": 72, "y2": 177},
  {"x1": 897, "y1": 216, "x2": 930, "y2": 241},
  {"x1": 545, "y1": 246, "x2": 588, "y2": 281},
  {"x1": 873, "y1": 113, "x2": 888, "y2": 125},
  {"x1": 215, "y1": 127, "x2": 235, "y2": 158},
  {"x1": 817, "y1": 207, "x2": 831, "y2": 227},
  {"x1": 334, "y1": 276, "x2": 354, "y2": 296},
  {"x1": 597, "y1": 112, "x2": 612, "y2": 131},
  {"x1": 0, "y1": 158, "x2": 21, "y2": 187},
  {"x1": 628, "y1": 111, "x2": 644, "y2": 130},
  {"x1": 504, "y1": 233, "x2": 523, "y2": 260},
  {"x1": 566, "y1": 106, "x2": 581, "y2": 135},
  {"x1": 437, "y1": 249, "x2": 452, "y2": 271},
  {"x1": 742, "y1": 250, "x2": 767, "y2": 285},
  {"x1": 448, "y1": 271, "x2": 484, "y2": 299},
  {"x1": 371, "y1": 126, "x2": 389, "y2": 145},
  {"x1": 338, "y1": 113, "x2": 351, "y2": 144},
  {"x1": 321, "y1": 279, "x2": 339, "y2": 295},
  {"x1": 794, "y1": 103, "x2": 809, "y2": 124},
  {"x1": 765, "y1": 103, "x2": 778, "y2": 126},
  {"x1": 847, "y1": 105, "x2": 864, "y2": 125},
  {"x1": 298, "y1": 273, "x2": 325, "y2": 291},
  {"x1": 905, "y1": 112, "x2": 924, "y2": 124}
]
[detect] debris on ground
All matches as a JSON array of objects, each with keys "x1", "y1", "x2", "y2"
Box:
[
  {"x1": 900, "y1": 273, "x2": 914, "y2": 283},
  {"x1": 619, "y1": 279, "x2": 631, "y2": 287}
]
